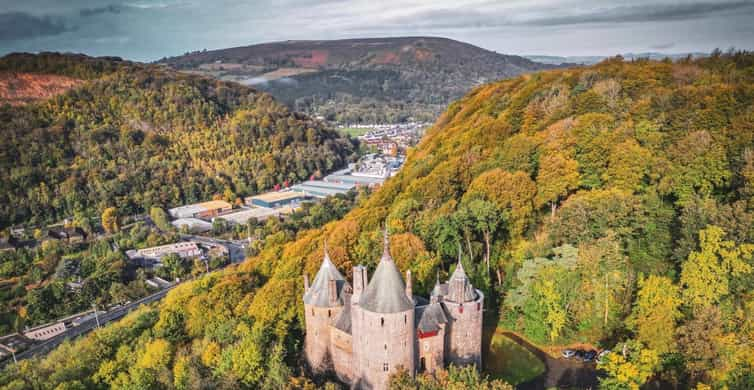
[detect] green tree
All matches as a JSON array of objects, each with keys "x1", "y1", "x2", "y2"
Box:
[
  {"x1": 150, "y1": 207, "x2": 172, "y2": 231},
  {"x1": 161, "y1": 253, "x2": 187, "y2": 281}
]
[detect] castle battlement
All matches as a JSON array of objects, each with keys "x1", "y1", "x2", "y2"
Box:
[{"x1": 303, "y1": 229, "x2": 484, "y2": 389}]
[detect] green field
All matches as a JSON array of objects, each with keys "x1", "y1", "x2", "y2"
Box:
[
  {"x1": 485, "y1": 331, "x2": 546, "y2": 385},
  {"x1": 338, "y1": 127, "x2": 371, "y2": 137}
]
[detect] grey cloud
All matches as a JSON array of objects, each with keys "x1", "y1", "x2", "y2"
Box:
[
  {"x1": 651, "y1": 42, "x2": 676, "y2": 50},
  {"x1": 0, "y1": 12, "x2": 71, "y2": 42},
  {"x1": 361, "y1": 1, "x2": 754, "y2": 32},
  {"x1": 80, "y1": 5, "x2": 122, "y2": 18},
  {"x1": 527, "y1": 1, "x2": 754, "y2": 26}
]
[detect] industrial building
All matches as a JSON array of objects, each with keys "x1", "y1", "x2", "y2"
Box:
[
  {"x1": 290, "y1": 180, "x2": 354, "y2": 198},
  {"x1": 171, "y1": 218, "x2": 213, "y2": 233},
  {"x1": 216, "y1": 207, "x2": 280, "y2": 225},
  {"x1": 246, "y1": 191, "x2": 307, "y2": 208},
  {"x1": 130, "y1": 242, "x2": 201, "y2": 261},
  {"x1": 168, "y1": 200, "x2": 232, "y2": 219}
]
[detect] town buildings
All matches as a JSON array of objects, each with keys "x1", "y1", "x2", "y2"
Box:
[
  {"x1": 303, "y1": 229, "x2": 484, "y2": 389},
  {"x1": 129, "y1": 242, "x2": 201, "y2": 262}
]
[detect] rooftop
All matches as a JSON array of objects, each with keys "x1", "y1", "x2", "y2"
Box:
[{"x1": 248, "y1": 191, "x2": 305, "y2": 203}]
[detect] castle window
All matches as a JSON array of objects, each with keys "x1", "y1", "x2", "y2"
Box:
[
  {"x1": 383, "y1": 363, "x2": 389, "y2": 372},
  {"x1": 384, "y1": 344, "x2": 387, "y2": 350},
  {"x1": 404, "y1": 314, "x2": 407, "y2": 324},
  {"x1": 477, "y1": 302, "x2": 481, "y2": 311},
  {"x1": 328, "y1": 310, "x2": 331, "y2": 318},
  {"x1": 381, "y1": 317, "x2": 384, "y2": 327}
]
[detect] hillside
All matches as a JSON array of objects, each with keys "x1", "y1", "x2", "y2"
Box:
[
  {"x1": 158, "y1": 37, "x2": 555, "y2": 123},
  {"x1": 0, "y1": 53, "x2": 357, "y2": 228},
  {"x1": 4, "y1": 52, "x2": 754, "y2": 389}
]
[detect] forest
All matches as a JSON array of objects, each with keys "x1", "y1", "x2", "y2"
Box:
[
  {"x1": 2, "y1": 51, "x2": 754, "y2": 389},
  {"x1": 0, "y1": 53, "x2": 358, "y2": 229}
]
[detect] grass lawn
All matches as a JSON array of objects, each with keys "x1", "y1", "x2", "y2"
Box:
[
  {"x1": 485, "y1": 331, "x2": 546, "y2": 385},
  {"x1": 338, "y1": 127, "x2": 370, "y2": 137}
]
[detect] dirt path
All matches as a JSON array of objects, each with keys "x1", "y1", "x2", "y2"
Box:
[{"x1": 501, "y1": 332, "x2": 598, "y2": 389}]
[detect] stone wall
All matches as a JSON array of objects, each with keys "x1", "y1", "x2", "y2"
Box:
[
  {"x1": 416, "y1": 324, "x2": 445, "y2": 374},
  {"x1": 353, "y1": 308, "x2": 416, "y2": 389},
  {"x1": 443, "y1": 290, "x2": 484, "y2": 367},
  {"x1": 330, "y1": 326, "x2": 354, "y2": 383},
  {"x1": 304, "y1": 304, "x2": 342, "y2": 372}
]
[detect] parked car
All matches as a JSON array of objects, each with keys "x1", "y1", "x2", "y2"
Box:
[
  {"x1": 562, "y1": 349, "x2": 576, "y2": 359},
  {"x1": 597, "y1": 350, "x2": 611, "y2": 363},
  {"x1": 574, "y1": 349, "x2": 586, "y2": 360},
  {"x1": 583, "y1": 350, "x2": 597, "y2": 362}
]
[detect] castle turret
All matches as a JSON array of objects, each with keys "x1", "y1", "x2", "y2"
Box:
[
  {"x1": 353, "y1": 226, "x2": 416, "y2": 389},
  {"x1": 303, "y1": 244, "x2": 350, "y2": 373},
  {"x1": 443, "y1": 254, "x2": 484, "y2": 368}
]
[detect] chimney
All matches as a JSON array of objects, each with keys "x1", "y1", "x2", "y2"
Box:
[
  {"x1": 328, "y1": 279, "x2": 338, "y2": 306},
  {"x1": 352, "y1": 266, "x2": 367, "y2": 303},
  {"x1": 303, "y1": 274, "x2": 310, "y2": 292},
  {"x1": 405, "y1": 269, "x2": 413, "y2": 299}
]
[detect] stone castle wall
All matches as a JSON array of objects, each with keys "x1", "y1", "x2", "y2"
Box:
[
  {"x1": 304, "y1": 304, "x2": 342, "y2": 372},
  {"x1": 354, "y1": 308, "x2": 416, "y2": 389},
  {"x1": 416, "y1": 324, "x2": 445, "y2": 374},
  {"x1": 443, "y1": 290, "x2": 484, "y2": 367}
]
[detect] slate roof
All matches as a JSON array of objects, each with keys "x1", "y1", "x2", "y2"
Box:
[
  {"x1": 448, "y1": 259, "x2": 478, "y2": 302},
  {"x1": 333, "y1": 297, "x2": 352, "y2": 334},
  {"x1": 416, "y1": 302, "x2": 448, "y2": 333},
  {"x1": 359, "y1": 228, "x2": 415, "y2": 313},
  {"x1": 303, "y1": 248, "x2": 349, "y2": 307}
]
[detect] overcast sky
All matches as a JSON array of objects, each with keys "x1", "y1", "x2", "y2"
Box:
[{"x1": 1, "y1": 0, "x2": 753, "y2": 62}]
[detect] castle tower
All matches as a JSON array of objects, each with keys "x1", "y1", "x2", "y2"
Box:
[
  {"x1": 443, "y1": 255, "x2": 484, "y2": 368},
  {"x1": 303, "y1": 244, "x2": 350, "y2": 373},
  {"x1": 353, "y1": 227, "x2": 416, "y2": 389}
]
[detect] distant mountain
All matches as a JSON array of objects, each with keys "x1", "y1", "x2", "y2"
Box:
[
  {"x1": 526, "y1": 51, "x2": 708, "y2": 65},
  {"x1": 158, "y1": 37, "x2": 557, "y2": 123}
]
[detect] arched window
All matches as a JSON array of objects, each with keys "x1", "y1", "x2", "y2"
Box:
[
  {"x1": 381, "y1": 317, "x2": 385, "y2": 327},
  {"x1": 404, "y1": 314, "x2": 407, "y2": 324},
  {"x1": 328, "y1": 309, "x2": 331, "y2": 318}
]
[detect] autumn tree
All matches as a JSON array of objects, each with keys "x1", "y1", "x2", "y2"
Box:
[
  {"x1": 101, "y1": 207, "x2": 119, "y2": 233},
  {"x1": 680, "y1": 225, "x2": 753, "y2": 309},
  {"x1": 599, "y1": 340, "x2": 660, "y2": 390},
  {"x1": 627, "y1": 275, "x2": 682, "y2": 354},
  {"x1": 535, "y1": 152, "x2": 579, "y2": 218}
]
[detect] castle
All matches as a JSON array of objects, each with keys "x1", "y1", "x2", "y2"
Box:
[{"x1": 302, "y1": 229, "x2": 484, "y2": 389}]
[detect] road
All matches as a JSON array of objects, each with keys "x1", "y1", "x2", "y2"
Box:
[
  {"x1": 6, "y1": 285, "x2": 176, "y2": 364},
  {"x1": 2, "y1": 235, "x2": 246, "y2": 366},
  {"x1": 504, "y1": 332, "x2": 599, "y2": 389}
]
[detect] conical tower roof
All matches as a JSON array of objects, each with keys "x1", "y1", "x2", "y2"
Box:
[
  {"x1": 448, "y1": 249, "x2": 478, "y2": 303},
  {"x1": 359, "y1": 226, "x2": 414, "y2": 313},
  {"x1": 303, "y1": 244, "x2": 349, "y2": 307}
]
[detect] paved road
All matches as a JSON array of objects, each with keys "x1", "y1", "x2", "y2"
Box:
[
  {"x1": 3, "y1": 235, "x2": 246, "y2": 366},
  {"x1": 4, "y1": 286, "x2": 176, "y2": 365},
  {"x1": 504, "y1": 332, "x2": 598, "y2": 389}
]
